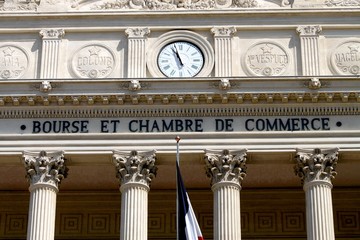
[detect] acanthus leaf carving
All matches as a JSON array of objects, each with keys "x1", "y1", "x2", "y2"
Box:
[
  {"x1": 204, "y1": 149, "x2": 247, "y2": 186},
  {"x1": 295, "y1": 148, "x2": 339, "y2": 185},
  {"x1": 113, "y1": 150, "x2": 157, "y2": 187},
  {"x1": 23, "y1": 150, "x2": 68, "y2": 188}
]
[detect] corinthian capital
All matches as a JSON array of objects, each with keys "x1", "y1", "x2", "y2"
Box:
[
  {"x1": 204, "y1": 149, "x2": 247, "y2": 186},
  {"x1": 295, "y1": 148, "x2": 339, "y2": 185},
  {"x1": 23, "y1": 151, "x2": 68, "y2": 189},
  {"x1": 125, "y1": 28, "x2": 150, "y2": 38},
  {"x1": 39, "y1": 29, "x2": 65, "y2": 39},
  {"x1": 211, "y1": 27, "x2": 237, "y2": 37},
  {"x1": 113, "y1": 150, "x2": 157, "y2": 187},
  {"x1": 296, "y1": 25, "x2": 322, "y2": 36}
]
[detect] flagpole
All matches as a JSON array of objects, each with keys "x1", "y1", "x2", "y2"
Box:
[{"x1": 175, "y1": 136, "x2": 180, "y2": 240}]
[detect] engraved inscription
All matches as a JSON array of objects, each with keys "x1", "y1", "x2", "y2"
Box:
[
  {"x1": 245, "y1": 42, "x2": 289, "y2": 76},
  {"x1": 331, "y1": 41, "x2": 360, "y2": 75},
  {"x1": 0, "y1": 45, "x2": 28, "y2": 79},
  {"x1": 71, "y1": 45, "x2": 115, "y2": 78}
]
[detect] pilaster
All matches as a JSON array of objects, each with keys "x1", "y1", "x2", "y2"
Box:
[
  {"x1": 211, "y1": 27, "x2": 237, "y2": 77},
  {"x1": 295, "y1": 148, "x2": 339, "y2": 240},
  {"x1": 296, "y1": 25, "x2": 322, "y2": 76},
  {"x1": 125, "y1": 28, "x2": 150, "y2": 78},
  {"x1": 204, "y1": 149, "x2": 247, "y2": 240},
  {"x1": 113, "y1": 150, "x2": 157, "y2": 240},
  {"x1": 23, "y1": 150, "x2": 68, "y2": 240},
  {"x1": 39, "y1": 29, "x2": 65, "y2": 78}
]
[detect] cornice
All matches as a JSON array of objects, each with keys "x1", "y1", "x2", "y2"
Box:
[
  {"x1": 0, "y1": 77, "x2": 360, "y2": 109},
  {"x1": 0, "y1": 8, "x2": 360, "y2": 18}
]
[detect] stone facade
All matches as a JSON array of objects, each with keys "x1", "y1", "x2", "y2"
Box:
[{"x1": 0, "y1": 1, "x2": 360, "y2": 239}]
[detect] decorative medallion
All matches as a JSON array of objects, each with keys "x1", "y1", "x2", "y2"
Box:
[
  {"x1": 71, "y1": 44, "x2": 115, "y2": 78},
  {"x1": 0, "y1": 45, "x2": 29, "y2": 79},
  {"x1": 330, "y1": 41, "x2": 360, "y2": 75},
  {"x1": 244, "y1": 42, "x2": 289, "y2": 76}
]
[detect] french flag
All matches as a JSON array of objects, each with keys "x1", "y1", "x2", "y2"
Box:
[{"x1": 176, "y1": 160, "x2": 204, "y2": 240}]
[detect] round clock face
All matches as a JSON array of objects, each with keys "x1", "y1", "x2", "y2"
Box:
[{"x1": 157, "y1": 41, "x2": 204, "y2": 77}]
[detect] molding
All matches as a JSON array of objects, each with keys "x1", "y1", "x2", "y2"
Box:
[
  {"x1": 0, "y1": 77, "x2": 360, "y2": 107},
  {"x1": 0, "y1": 105, "x2": 359, "y2": 119}
]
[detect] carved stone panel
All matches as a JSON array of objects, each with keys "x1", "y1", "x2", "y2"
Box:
[
  {"x1": 70, "y1": 44, "x2": 115, "y2": 78},
  {"x1": 244, "y1": 42, "x2": 289, "y2": 76},
  {"x1": 330, "y1": 41, "x2": 360, "y2": 75},
  {"x1": 0, "y1": 45, "x2": 29, "y2": 79}
]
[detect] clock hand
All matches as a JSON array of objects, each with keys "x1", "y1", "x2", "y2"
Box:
[{"x1": 172, "y1": 45, "x2": 184, "y2": 66}]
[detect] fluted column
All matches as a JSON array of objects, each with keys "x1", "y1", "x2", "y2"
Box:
[
  {"x1": 211, "y1": 27, "x2": 237, "y2": 77},
  {"x1": 113, "y1": 150, "x2": 157, "y2": 240},
  {"x1": 39, "y1": 29, "x2": 65, "y2": 78},
  {"x1": 296, "y1": 25, "x2": 322, "y2": 76},
  {"x1": 295, "y1": 148, "x2": 339, "y2": 240},
  {"x1": 204, "y1": 149, "x2": 247, "y2": 240},
  {"x1": 23, "y1": 150, "x2": 68, "y2": 240},
  {"x1": 125, "y1": 28, "x2": 150, "y2": 78}
]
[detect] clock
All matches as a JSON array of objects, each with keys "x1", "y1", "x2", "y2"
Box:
[{"x1": 157, "y1": 41, "x2": 204, "y2": 77}]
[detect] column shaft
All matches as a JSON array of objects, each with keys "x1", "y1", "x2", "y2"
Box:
[
  {"x1": 305, "y1": 182, "x2": 335, "y2": 240},
  {"x1": 120, "y1": 184, "x2": 149, "y2": 240},
  {"x1": 27, "y1": 185, "x2": 58, "y2": 240},
  {"x1": 213, "y1": 183, "x2": 241, "y2": 240}
]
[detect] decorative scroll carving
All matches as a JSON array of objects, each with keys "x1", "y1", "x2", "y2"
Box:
[
  {"x1": 244, "y1": 42, "x2": 289, "y2": 76},
  {"x1": 125, "y1": 28, "x2": 150, "y2": 38},
  {"x1": 39, "y1": 29, "x2": 65, "y2": 39},
  {"x1": 113, "y1": 150, "x2": 157, "y2": 186},
  {"x1": 70, "y1": 44, "x2": 115, "y2": 78},
  {"x1": 330, "y1": 41, "x2": 360, "y2": 75},
  {"x1": 211, "y1": 27, "x2": 237, "y2": 37},
  {"x1": 23, "y1": 151, "x2": 68, "y2": 188},
  {"x1": 295, "y1": 148, "x2": 339, "y2": 185},
  {"x1": 204, "y1": 149, "x2": 247, "y2": 186},
  {"x1": 296, "y1": 25, "x2": 322, "y2": 36}
]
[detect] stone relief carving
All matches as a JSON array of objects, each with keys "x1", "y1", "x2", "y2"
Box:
[
  {"x1": 204, "y1": 149, "x2": 247, "y2": 186},
  {"x1": 0, "y1": 0, "x2": 38, "y2": 11},
  {"x1": 325, "y1": 0, "x2": 360, "y2": 6},
  {"x1": 91, "y1": 0, "x2": 260, "y2": 10},
  {"x1": 70, "y1": 44, "x2": 115, "y2": 78},
  {"x1": 113, "y1": 150, "x2": 157, "y2": 186},
  {"x1": 296, "y1": 25, "x2": 322, "y2": 36},
  {"x1": 0, "y1": 45, "x2": 29, "y2": 79},
  {"x1": 0, "y1": 0, "x2": 357, "y2": 10},
  {"x1": 125, "y1": 28, "x2": 150, "y2": 38},
  {"x1": 23, "y1": 150, "x2": 68, "y2": 188},
  {"x1": 244, "y1": 42, "x2": 290, "y2": 76},
  {"x1": 211, "y1": 27, "x2": 237, "y2": 37},
  {"x1": 295, "y1": 148, "x2": 339, "y2": 185},
  {"x1": 330, "y1": 41, "x2": 360, "y2": 75},
  {"x1": 39, "y1": 29, "x2": 65, "y2": 39}
]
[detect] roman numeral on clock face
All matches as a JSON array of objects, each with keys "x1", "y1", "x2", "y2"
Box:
[{"x1": 158, "y1": 41, "x2": 204, "y2": 77}]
